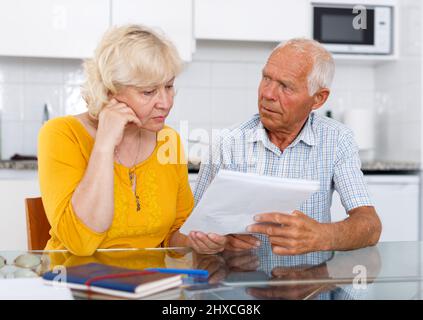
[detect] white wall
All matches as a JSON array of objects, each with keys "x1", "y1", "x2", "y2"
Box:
[{"x1": 374, "y1": 0, "x2": 422, "y2": 163}]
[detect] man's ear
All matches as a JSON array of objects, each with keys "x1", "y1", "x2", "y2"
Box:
[{"x1": 311, "y1": 88, "x2": 330, "y2": 111}]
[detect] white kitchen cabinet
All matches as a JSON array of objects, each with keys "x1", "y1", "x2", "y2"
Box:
[
  {"x1": 331, "y1": 175, "x2": 420, "y2": 242},
  {"x1": 194, "y1": 0, "x2": 311, "y2": 42},
  {"x1": 112, "y1": 0, "x2": 194, "y2": 61},
  {"x1": 0, "y1": 0, "x2": 110, "y2": 59},
  {"x1": 0, "y1": 171, "x2": 40, "y2": 250}
]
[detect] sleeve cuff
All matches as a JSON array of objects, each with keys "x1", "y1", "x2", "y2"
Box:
[{"x1": 343, "y1": 197, "x2": 374, "y2": 213}]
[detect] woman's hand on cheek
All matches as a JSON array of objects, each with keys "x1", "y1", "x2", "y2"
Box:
[
  {"x1": 188, "y1": 231, "x2": 227, "y2": 254},
  {"x1": 96, "y1": 98, "x2": 142, "y2": 149}
]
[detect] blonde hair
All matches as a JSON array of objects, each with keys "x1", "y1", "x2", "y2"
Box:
[
  {"x1": 81, "y1": 24, "x2": 183, "y2": 117},
  {"x1": 273, "y1": 38, "x2": 335, "y2": 95}
]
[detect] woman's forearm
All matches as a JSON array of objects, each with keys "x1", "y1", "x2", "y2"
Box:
[
  {"x1": 71, "y1": 142, "x2": 115, "y2": 233},
  {"x1": 168, "y1": 231, "x2": 189, "y2": 247}
]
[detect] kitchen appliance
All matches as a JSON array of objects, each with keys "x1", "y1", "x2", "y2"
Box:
[
  {"x1": 312, "y1": 2, "x2": 394, "y2": 55},
  {"x1": 343, "y1": 108, "x2": 375, "y2": 162}
]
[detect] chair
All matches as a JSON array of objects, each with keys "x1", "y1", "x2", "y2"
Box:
[{"x1": 25, "y1": 197, "x2": 51, "y2": 250}]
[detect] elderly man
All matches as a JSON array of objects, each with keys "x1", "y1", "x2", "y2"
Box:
[{"x1": 194, "y1": 38, "x2": 382, "y2": 255}]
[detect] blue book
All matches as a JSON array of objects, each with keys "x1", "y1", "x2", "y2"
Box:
[{"x1": 42, "y1": 263, "x2": 183, "y2": 299}]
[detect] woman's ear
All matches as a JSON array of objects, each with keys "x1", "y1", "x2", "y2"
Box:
[{"x1": 311, "y1": 88, "x2": 330, "y2": 111}]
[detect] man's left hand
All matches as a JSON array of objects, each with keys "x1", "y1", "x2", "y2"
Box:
[{"x1": 247, "y1": 211, "x2": 332, "y2": 255}]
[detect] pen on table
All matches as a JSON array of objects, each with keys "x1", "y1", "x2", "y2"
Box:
[{"x1": 145, "y1": 268, "x2": 209, "y2": 277}]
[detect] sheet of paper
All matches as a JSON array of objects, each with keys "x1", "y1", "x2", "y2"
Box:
[
  {"x1": 181, "y1": 170, "x2": 319, "y2": 235},
  {"x1": 0, "y1": 278, "x2": 74, "y2": 300}
]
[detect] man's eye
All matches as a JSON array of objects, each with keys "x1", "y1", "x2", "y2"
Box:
[
  {"x1": 279, "y1": 82, "x2": 291, "y2": 91},
  {"x1": 263, "y1": 76, "x2": 270, "y2": 81}
]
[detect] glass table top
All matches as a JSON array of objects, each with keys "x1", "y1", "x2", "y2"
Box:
[{"x1": 1, "y1": 239, "x2": 423, "y2": 300}]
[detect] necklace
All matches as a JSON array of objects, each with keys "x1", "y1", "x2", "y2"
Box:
[{"x1": 115, "y1": 131, "x2": 142, "y2": 211}]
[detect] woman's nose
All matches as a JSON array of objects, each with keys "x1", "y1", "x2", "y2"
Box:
[{"x1": 155, "y1": 87, "x2": 173, "y2": 109}]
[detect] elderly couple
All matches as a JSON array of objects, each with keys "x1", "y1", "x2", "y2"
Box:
[{"x1": 38, "y1": 24, "x2": 381, "y2": 256}]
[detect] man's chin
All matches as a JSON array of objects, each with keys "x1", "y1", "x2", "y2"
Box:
[{"x1": 259, "y1": 113, "x2": 283, "y2": 131}]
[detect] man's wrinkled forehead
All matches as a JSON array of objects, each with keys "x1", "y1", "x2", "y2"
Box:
[{"x1": 264, "y1": 46, "x2": 313, "y2": 79}]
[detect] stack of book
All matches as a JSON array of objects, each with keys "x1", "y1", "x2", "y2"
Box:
[{"x1": 42, "y1": 263, "x2": 185, "y2": 299}]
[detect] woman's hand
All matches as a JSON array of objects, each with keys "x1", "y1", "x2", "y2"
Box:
[
  {"x1": 96, "y1": 98, "x2": 142, "y2": 150},
  {"x1": 188, "y1": 231, "x2": 227, "y2": 255},
  {"x1": 225, "y1": 234, "x2": 261, "y2": 251}
]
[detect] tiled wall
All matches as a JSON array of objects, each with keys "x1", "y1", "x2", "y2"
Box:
[
  {"x1": 0, "y1": 57, "x2": 84, "y2": 159},
  {"x1": 0, "y1": 33, "x2": 416, "y2": 162}
]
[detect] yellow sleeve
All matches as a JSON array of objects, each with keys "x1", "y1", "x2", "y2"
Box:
[
  {"x1": 161, "y1": 131, "x2": 194, "y2": 248},
  {"x1": 38, "y1": 118, "x2": 107, "y2": 256}
]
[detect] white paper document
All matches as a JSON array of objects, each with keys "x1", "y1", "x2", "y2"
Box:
[
  {"x1": 0, "y1": 278, "x2": 74, "y2": 300},
  {"x1": 181, "y1": 170, "x2": 320, "y2": 235}
]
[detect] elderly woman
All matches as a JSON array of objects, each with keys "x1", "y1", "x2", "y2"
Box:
[{"x1": 38, "y1": 24, "x2": 227, "y2": 256}]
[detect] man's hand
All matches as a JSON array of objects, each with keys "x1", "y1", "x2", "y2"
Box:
[
  {"x1": 225, "y1": 234, "x2": 261, "y2": 251},
  {"x1": 247, "y1": 211, "x2": 332, "y2": 255}
]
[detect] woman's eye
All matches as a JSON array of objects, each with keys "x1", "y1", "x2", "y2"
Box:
[
  {"x1": 143, "y1": 89, "x2": 156, "y2": 96},
  {"x1": 165, "y1": 85, "x2": 174, "y2": 90}
]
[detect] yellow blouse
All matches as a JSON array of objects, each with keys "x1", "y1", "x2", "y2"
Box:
[{"x1": 38, "y1": 116, "x2": 194, "y2": 256}]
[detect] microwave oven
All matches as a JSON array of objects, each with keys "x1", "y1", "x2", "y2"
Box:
[{"x1": 312, "y1": 3, "x2": 393, "y2": 55}]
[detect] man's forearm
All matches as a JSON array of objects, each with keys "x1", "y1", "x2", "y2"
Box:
[{"x1": 323, "y1": 206, "x2": 382, "y2": 251}]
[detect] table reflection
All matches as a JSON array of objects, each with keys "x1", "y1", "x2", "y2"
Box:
[
  {"x1": 46, "y1": 249, "x2": 191, "y2": 271},
  {"x1": 189, "y1": 236, "x2": 383, "y2": 300},
  {"x1": 4, "y1": 238, "x2": 416, "y2": 300}
]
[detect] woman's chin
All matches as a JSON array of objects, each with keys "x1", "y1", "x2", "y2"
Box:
[{"x1": 144, "y1": 122, "x2": 166, "y2": 132}]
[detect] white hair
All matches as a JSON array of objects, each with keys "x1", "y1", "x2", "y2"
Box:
[
  {"x1": 81, "y1": 24, "x2": 182, "y2": 118},
  {"x1": 273, "y1": 38, "x2": 335, "y2": 95}
]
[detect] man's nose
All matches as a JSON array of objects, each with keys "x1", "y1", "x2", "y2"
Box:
[{"x1": 261, "y1": 81, "x2": 278, "y2": 100}]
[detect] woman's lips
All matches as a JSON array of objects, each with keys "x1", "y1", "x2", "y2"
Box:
[{"x1": 153, "y1": 115, "x2": 166, "y2": 122}]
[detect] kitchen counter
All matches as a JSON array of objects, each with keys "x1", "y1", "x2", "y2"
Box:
[
  {"x1": 2, "y1": 160, "x2": 419, "y2": 175},
  {"x1": 361, "y1": 161, "x2": 421, "y2": 175},
  {"x1": 0, "y1": 160, "x2": 37, "y2": 170},
  {"x1": 188, "y1": 160, "x2": 421, "y2": 175}
]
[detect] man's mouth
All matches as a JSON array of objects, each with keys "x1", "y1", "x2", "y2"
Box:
[{"x1": 261, "y1": 105, "x2": 279, "y2": 114}]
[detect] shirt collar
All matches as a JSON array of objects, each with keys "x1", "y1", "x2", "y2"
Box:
[
  {"x1": 289, "y1": 113, "x2": 316, "y2": 148},
  {"x1": 248, "y1": 112, "x2": 316, "y2": 149}
]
